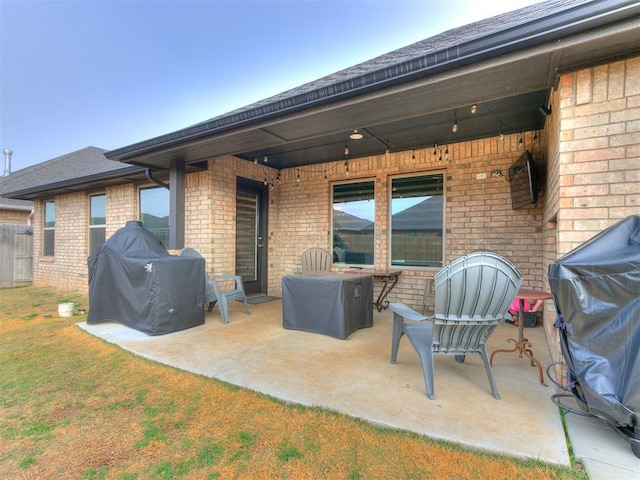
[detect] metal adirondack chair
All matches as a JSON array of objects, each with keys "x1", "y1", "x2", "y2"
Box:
[{"x1": 389, "y1": 251, "x2": 522, "y2": 399}]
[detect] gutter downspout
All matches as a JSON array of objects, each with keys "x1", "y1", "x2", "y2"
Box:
[{"x1": 145, "y1": 168, "x2": 169, "y2": 189}]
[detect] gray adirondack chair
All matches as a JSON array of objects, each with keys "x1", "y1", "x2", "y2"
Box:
[
  {"x1": 389, "y1": 251, "x2": 522, "y2": 400},
  {"x1": 301, "y1": 248, "x2": 331, "y2": 272},
  {"x1": 179, "y1": 247, "x2": 250, "y2": 324}
]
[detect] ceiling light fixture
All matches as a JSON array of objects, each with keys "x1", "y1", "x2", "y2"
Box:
[
  {"x1": 470, "y1": 104, "x2": 478, "y2": 114},
  {"x1": 538, "y1": 106, "x2": 552, "y2": 118},
  {"x1": 349, "y1": 129, "x2": 363, "y2": 140},
  {"x1": 451, "y1": 111, "x2": 459, "y2": 133}
]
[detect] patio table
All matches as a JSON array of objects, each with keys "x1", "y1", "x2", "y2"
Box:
[
  {"x1": 282, "y1": 272, "x2": 373, "y2": 339},
  {"x1": 345, "y1": 268, "x2": 402, "y2": 311},
  {"x1": 490, "y1": 288, "x2": 552, "y2": 386}
]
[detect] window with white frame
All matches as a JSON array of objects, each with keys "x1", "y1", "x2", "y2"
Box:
[
  {"x1": 139, "y1": 186, "x2": 169, "y2": 245},
  {"x1": 89, "y1": 194, "x2": 106, "y2": 253},
  {"x1": 43, "y1": 200, "x2": 55, "y2": 256},
  {"x1": 332, "y1": 180, "x2": 375, "y2": 265},
  {"x1": 390, "y1": 172, "x2": 444, "y2": 268}
]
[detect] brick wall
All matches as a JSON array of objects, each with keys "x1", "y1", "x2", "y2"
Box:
[
  {"x1": 0, "y1": 209, "x2": 31, "y2": 224},
  {"x1": 33, "y1": 192, "x2": 89, "y2": 291},
  {"x1": 554, "y1": 56, "x2": 639, "y2": 254},
  {"x1": 267, "y1": 134, "x2": 546, "y2": 310}
]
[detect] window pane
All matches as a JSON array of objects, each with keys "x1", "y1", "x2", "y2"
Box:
[
  {"x1": 139, "y1": 187, "x2": 169, "y2": 245},
  {"x1": 236, "y1": 191, "x2": 258, "y2": 282},
  {"x1": 44, "y1": 201, "x2": 55, "y2": 227},
  {"x1": 44, "y1": 230, "x2": 55, "y2": 256},
  {"x1": 391, "y1": 174, "x2": 444, "y2": 268},
  {"x1": 90, "y1": 194, "x2": 106, "y2": 226},
  {"x1": 89, "y1": 227, "x2": 106, "y2": 253},
  {"x1": 332, "y1": 181, "x2": 375, "y2": 265}
]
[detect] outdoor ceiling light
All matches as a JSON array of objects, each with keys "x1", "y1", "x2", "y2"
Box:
[
  {"x1": 349, "y1": 129, "x2": 363, "y2": 140},
  {"x1": 538, "y1": 106, "x2": 552, "y2": 117},
  {"x1": 451, "y1": 111, "x2": 459, "y2": 133},
  {"x1": 471, "y1": 104, "x2": 478, "y2": 114}
]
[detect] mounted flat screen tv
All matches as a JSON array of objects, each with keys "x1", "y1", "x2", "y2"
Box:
[{"x1": 509, "y1": 150, "x2": 538, "y2": 209}]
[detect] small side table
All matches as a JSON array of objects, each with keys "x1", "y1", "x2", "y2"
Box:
[
  {"x1": 490, "y1": 288, "x2": 552, "y2": 386},
  {"x1": 345, "y1": 269, "x2": 402, "y2": 312}
]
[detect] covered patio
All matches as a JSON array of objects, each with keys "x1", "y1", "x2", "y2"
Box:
[{"x1": 78, "y1": 298, "x2": 570, "y2": 467}]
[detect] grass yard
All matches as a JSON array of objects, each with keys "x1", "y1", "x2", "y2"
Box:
[{"x1": 0, "y1": 286, "x2": 587, "y2": 479}]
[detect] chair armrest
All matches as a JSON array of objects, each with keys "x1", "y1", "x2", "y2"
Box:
[
  {"x1": 212, "y1": 275, "x2": 241, "y2": 281},
  {"x1": 211, "y1": 275, "x2": 245, "y2": 292},
  {"x1": 388, "y1": 302, "x2": 430, "y2": 322}
]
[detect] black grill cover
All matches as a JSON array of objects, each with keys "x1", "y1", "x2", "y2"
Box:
[
  {"x1": 87, "y1": 221, "x2": 205, "y2": 335},
  {"x1": 548, "y1": 215, "x2": 640, "y2": 440}
]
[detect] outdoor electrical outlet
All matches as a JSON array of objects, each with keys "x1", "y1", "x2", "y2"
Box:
[{"x1": 491, "y1": 170, "x2": 502, "y2": 177}]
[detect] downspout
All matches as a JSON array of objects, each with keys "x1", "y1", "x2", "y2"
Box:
[{"x1": 145, "y1": 168, "x2": 169, "y2": 189}]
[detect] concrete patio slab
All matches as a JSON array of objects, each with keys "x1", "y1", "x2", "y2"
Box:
[{"x1": 78, "y1": 299, "x2": 571, "y2": 466}]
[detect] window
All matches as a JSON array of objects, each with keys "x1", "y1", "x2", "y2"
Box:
[
  {"x1": 139, "y1": 186, "x2": 169, "y2": 245},
  {"x1": 89, "y1": 194, "x2": 106, "y2": 253},
  {"x1": 391, "y1": 173, "x2": 444, "y2": 268},
  {"x1": 332, "y1": 180, "x2": 375, "y2": 265},
  {"x1": 43, "y1": 200, "x2": 55, "y2": 256}
]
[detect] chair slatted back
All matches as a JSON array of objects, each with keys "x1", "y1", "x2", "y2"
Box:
[
  {"x1": 432, "y1": 251, "x2": 522, "y2": 354},
  {"x1": 301, "y1": 248, "x2": 331, "y2": 272}
]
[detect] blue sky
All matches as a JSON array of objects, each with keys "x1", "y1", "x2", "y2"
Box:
[{"x1": 1, "y1": 0, "x2": 542, "y2": 172}]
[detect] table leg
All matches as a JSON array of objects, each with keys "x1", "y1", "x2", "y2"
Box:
[
  {"x1": 490, "y1": 298, "x2": 548, "y2": 387},
  {"x1": 374, "y1": 274, "x2": 399, "y2": 312}
]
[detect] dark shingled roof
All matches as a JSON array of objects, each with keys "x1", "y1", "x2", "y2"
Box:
[
  {"x1": 392, "y1": 196, "x2": 444, "y2": 231},
  {"x1": 0, "y1": 147, "x2": 145, "y2": 200}
]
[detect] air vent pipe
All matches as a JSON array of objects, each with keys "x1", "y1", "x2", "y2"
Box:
[{"x1": 2, "y1": 149, "x2": 12, "y2": 177}]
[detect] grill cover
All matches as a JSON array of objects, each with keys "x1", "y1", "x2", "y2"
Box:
[
  {"x1": 548, "y1": 215, "x2": 640, "y2": 445},
  {"x1": 87, "y1": 221, "x2": 205, "y2": 335}
]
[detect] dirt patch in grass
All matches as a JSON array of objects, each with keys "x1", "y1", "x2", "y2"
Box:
[{"x1": 0, "y1": 286, "x2": 586, "y2": 479}]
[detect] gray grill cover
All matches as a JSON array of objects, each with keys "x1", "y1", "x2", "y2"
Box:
[
  {"x1": 548, "y1": 215, "x2": 640, "y2": 434},
  {"x1": 87, "y1": 221, "x2": 205, "y2": 335},
  {"x1": 282, "y1": 272, "x2": 373, "y2": 339}
]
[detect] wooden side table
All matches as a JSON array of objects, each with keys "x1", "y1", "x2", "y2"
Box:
[{"x1": 490, "y1": 288, "x2": 552, "y2": 386}]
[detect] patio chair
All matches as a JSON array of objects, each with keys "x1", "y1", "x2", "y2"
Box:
[
  {"x1": 179, "y1": 247, "x2": 250, "y2": 324},
  {"x1": 421, "y1": 278, "x2": 435, "y2": 315},
  {"x1": 389, "y1": 251, "x2": 522, "y2": 400},
  {"x1": 301, "y1": 248, "x2": 331, "y2": 272}
]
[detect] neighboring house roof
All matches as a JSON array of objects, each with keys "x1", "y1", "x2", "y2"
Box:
[
  {"x1": 104, "y1": 0, "x2": 640, "y2": 170},
  {"x1": 0, "y1": 147, "x2": 149, "y2": 200},
  {"x1": 0, "y1": 196, "x2": 32, "y2": 212},
  {"x1": 333, "y1": 210, "x2": 374, "y2": 232},
  {"x1": 391, "y1": 196, "x2": 444, "y2": 231}
]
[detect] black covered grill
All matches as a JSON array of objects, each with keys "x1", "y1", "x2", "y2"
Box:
[
  {"x1": 549, "y1": 215, "x2": 640, "y2": 458},
  {"x1": 87, "y1": 220, "x2": 205, "y2": 335}
]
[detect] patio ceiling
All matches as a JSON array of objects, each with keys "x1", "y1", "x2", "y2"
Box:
[{"x1": 106, "y1": 1, "x2": 640, "y2": 171}]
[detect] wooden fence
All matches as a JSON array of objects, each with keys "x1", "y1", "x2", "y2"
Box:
[{"x1": 0, "y1": 224, "x2": 33, "y2": 287}]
